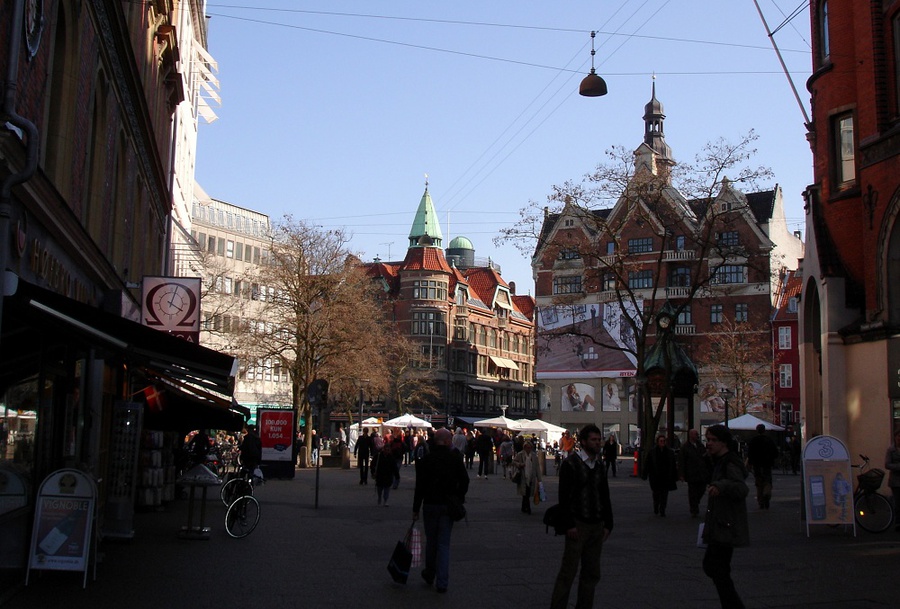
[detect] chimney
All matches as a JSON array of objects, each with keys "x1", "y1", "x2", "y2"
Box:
[{"x1": 793, "y1": 230, "x2": 802, "y2": 239}]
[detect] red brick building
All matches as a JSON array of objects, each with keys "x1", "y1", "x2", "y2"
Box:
[
  {"x1": 772, "y1": 269, "x2": 802, "y2": 427},
  {"x1": 801, "y1": 2, "x2": 900, "y2": 457},
  {"x1": 364, "y1": 185, "x2": 537, "y2": 421},
  {"x1": 533, "y1": 87, "x2": 803, "y2": 444}
]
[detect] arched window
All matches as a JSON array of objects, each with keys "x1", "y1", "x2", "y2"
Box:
[
  {"x1": 43, "y1": 3, "x2": 78, "y2": 201},
  {"x1": 819, "y1": 1, "x2": 830, "y2": 63}
]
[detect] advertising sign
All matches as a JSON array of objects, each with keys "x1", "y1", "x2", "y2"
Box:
[
  {"x1": 259, "y1": 409, "x2": 295, "y2": 462},
  {"x1": 141, "y1": 276, "x2": 202, "y2": 342},
  {"x1": 802, "y1": 435, "x2": 854, "y2": 535},
  {"x1": 27, "y1": 469, "x2": 97, "y2": 587}
]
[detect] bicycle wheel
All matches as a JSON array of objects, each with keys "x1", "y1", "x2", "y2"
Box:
[
  {"x1": 854, "y1": 492, "x2": 893, "y2": 533},
  {"x1": 225, "y1": 495, "x2": 260, "y2": 538},
  {"x1": 220, "y1": 477, "x2": 252, "y2": 506}
]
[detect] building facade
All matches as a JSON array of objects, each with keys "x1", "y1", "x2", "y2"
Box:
[
  {"x1": 801, "y1": 2, "x2": 900, "y2": 459},
  {"x1": 771, "y1": 268, "x2": 802, "y2": 427},
  {"x1": 533, "y1": 88, "x2": 804, "y2": 445},
  {"x1": 0, "y1": 0, "x2": 242, "y2": 595},
  {"x1": 364, "y1": 186, "x2": 537, "y2": 422}
]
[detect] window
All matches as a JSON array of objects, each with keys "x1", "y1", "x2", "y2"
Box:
[
  {"x1": 411, "y1": 311, "x2": 446, "y2": 336},
  {"x1": 669, "y1": 267, "x2": 691, "y2": 288},
  {"x1": 778, "y1": 326, "x2": 792, "y2": 349},
  {"x1": 606, "y1": 242, "x2": 615, "y2": 255},
  {"x1": 226, "y1": 240, "x2": 234, "y2": 258},
  {"x1": 675, "y1": 235, "x2": 685, "y2": 251},
  {"x1": 780, "y1": 364, "x2": 793, "y2": 388},
  {"x1": 717, "y1": 231, "x2": 739, "y2": 247},
  {"x1": 677, "y1": 306, "x2": 692, "y2": 326},
  {"x1": 780, "y1": 403, "x2": 794, "y2": 425},
  {"x1": 412, "y1": 280, "x2": 448, "y2": 301},
  {"x1": 735, "y1": 303, "x2": 748, "y2": 322},
  {"x1": 628, "y1": 237, "x2": 653, "y2": 253},
  {"x1": 454, "y1": 318, "x2": 467, "y2": 341},
  {"x1": 217, "y1": 238, "x2": 225, "y2": 256},
  {"x1": 235, "y1": 242, "x2": 243, "y2": 261},
  {"x1": 207, "y1": 236, "x2": 216, "y2": 254},
  {"x1": 553, "y1": 275, "x2": 582, "y2": 294},
  {"x1": 710, "y1": 304, "x2": 723, "y2": 324},
  {"x1": 558, "y1": 247, "x2": 581, "y2": 260},
  {"x1": 788, "y1": 297, "x2": 798, "y2": 313},
  {"x1": 628, "y1": 270, "x2": 653, "y2": 289},
  {"x1": 819, "y1": 1, "x2": 830, "y2": 62},
  {"x1": 603, "y1": 274, "x2": 616, "y2": 291},
  {"x1": 713, "y1": 265, "x2": 746, "y2": 284},
  {"x1": 253, "y1": 247, "x2": 261, "y2": 264},
  {"x1": 835, "y1": 113, "x2": 855, "y2": 186}
]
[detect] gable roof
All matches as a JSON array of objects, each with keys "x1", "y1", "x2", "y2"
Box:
[{"x1": 771, "y1": 269, "x2": 802, "y2": 322}]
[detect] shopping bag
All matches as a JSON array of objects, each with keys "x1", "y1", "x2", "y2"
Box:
[
  {"x1": 696, "y1": 523, "x2": 707, "y2": 549},
  {"x1": 533, "y1": 486, "x2": 541, "y2": 505},
  {"x1": 538, "y1": 481, "x2": 547, "y2": 502},
  {"x1": 409, "y1": 526, "x2": 423, "y2": 568},
  {"x1": 387, "y1": 538, "x2": 412, "y2": 584}
]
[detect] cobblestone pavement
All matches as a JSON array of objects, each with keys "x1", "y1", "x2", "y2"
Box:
[{"x1": 4, "y1": 459, "x2": 899, "y2": 609}]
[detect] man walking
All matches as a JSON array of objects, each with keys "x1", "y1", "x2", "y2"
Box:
[
  {"x1": 353, "y1": 427, "x2": 373, "y2": 485},
  {"x1": 413, "y1": 428, "x2": 469, "y2": 594},
  {"x1": 746, "y1": 423, "x2": 778, "y2": 509},
  {"x1": 550, "y1": 424, "x2": 613, "y2": 609},
  {"x1": 679, "y1": 429, "x2": 711, "y2": 517}
]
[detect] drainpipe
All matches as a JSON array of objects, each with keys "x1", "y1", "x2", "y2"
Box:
[{"x1": 1, "y1": 0, "x2": 41, "y2": 348}]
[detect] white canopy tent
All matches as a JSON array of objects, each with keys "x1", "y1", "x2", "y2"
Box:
[
  {"x1": 473, "y1": 415, "x2": 525, "y2": 430},
  {"x1": 514, "y1": 419, "x2": 567, "y2": 446},
  {"x1": 726, "y1": 414, "x2": 785, "y2": 431},
  {"x1": 348, "y1": 417, "x2": 382, "y2": 430},
  {"x1": 382, "y1": 413, "x2": 433, "y2": 429}
]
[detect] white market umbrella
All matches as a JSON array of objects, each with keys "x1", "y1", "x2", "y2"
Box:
[
  {"x1": 515, "y1": 419, "x2": 567, "y2": 434},
  {"x1": 382, "y1": 413, "x2": 433, "y2": 428},
  {"x1": 473, "y1": 415, "x2": 524, "y2": 430},
  {"x1": 726, "y1": 413, "x2": 784, "y2": 431},
  {"x1": 348, "y1": 417, "x2": 383, "y2": 430}
]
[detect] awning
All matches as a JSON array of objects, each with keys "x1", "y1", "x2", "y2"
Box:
[
  {"x1": 3, "y1": 279, "x2": 245, "y2": 430},
  {"x1": 467, "y1": 384, "x2": 494, "y2": 393},
  {"x1": 489, "y1": 355, "x2": 520, "y2": 370}
]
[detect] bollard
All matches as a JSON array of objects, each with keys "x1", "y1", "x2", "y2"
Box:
[{"x1": 632, "y1": 450, "x2": 639, "y2": 477}]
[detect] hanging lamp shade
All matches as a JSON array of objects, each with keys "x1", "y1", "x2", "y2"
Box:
[
  {"x1": 580, "y1": 69, "x2": 608, "y2": 97},
  {"x1": 579, "y1": 31, "x2": 608, "y2": 97}
]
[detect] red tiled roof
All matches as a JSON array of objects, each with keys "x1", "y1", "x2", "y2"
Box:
[
  {"x1": 512, "y1": 294, "x2": 535, "y2": 321},
  {"x1": 772, "y1": 269, "x2": 802, "y2": 321},
  {"x1": 402, "y1": 247, "x2": 453, "y2": 273}
]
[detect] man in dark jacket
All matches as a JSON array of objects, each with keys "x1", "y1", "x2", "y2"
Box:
[
  {"x1": 354, "y1": 428, "x2": 373, "y2": 485},
  {"x1": 412, "y1": 428, "x2": 469, "y2": 594},
  {"x1": 679, "y1": 429, "x2": 712, "y2": 517},
  {"x1": 746, "y1": 423, "x2": 778, "y2": 509},
  {"x1": 550, "y1": 423, "x2": 613, "y2": 609},
  {"x1": 240, "y1": 426, "x2": 262, "y2": 473}
]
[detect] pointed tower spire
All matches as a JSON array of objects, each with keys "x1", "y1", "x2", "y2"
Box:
[
  {"x1": 408, "y1": 176, "x2": 443, "y2": 248},
  {"x1": 643, "y1": 75, "x2": 673, "y2": 161}
]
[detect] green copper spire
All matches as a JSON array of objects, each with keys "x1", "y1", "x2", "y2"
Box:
[{"x1": 408, "y1": 177, "x2": 443, "y2": 248}]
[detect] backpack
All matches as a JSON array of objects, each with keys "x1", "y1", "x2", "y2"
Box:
[{"x1": 543, "y1": 504, "x2": 572, "y2": 536}]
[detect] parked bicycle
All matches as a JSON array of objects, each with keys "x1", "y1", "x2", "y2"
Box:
[
  {"x1": 853, "y1": 454, "x2": 894, "y2": 533},
  {"x1": 221, "y1": 468, "x2": 261, "y2": 538}
]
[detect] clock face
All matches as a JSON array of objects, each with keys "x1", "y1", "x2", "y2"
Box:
[{"x1": 144, "y1": 281, "x2": 198, "y2": 329}]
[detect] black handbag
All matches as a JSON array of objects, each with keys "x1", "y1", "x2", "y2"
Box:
[
  {"x1": 447, "y1": 495, "x2": 467, "y2": 522},
  {"x1": 387, "y1": 527, "x2": 413, "y2": 584}
]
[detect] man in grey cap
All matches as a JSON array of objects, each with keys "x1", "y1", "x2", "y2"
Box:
[{"x1": 452, "y1": 427, "x2": 468, "y2": 454}]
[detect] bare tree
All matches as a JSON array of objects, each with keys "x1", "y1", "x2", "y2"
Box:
[
  {"x1": 238, "y1": 217, "x2": 393, "y2": 466},
  {"x1": 499, "y1": 132, "x2": 775, "y2": 468}
]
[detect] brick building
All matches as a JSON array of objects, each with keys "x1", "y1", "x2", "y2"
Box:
[
  {"x1": 533, "y1": 87, "x2": 803, "y2": 445},
  {"x1": 801, "y1": 2, "x2": 900, "y2": 458},
  {"x1": 363, "y1": 185, "x2": 537, "y2": 422},
  {"x1": 771, "y1": 269, "x2": 802, "y2": 427}
]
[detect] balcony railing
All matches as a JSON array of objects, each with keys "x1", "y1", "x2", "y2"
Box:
[
  {"x1": 663, "y1": 249, "x2": 696, "y2": 261},
  {"x1": 665, "y1": 286, "x2": 691, "y2": 298},
  {"x1": 674, "y1": 324, "x2": 695, "y2": 335}
]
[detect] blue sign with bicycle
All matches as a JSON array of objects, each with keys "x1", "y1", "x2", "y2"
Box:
[{"x1": 802, "y1": 435, "x2": 895, "y2": 536}]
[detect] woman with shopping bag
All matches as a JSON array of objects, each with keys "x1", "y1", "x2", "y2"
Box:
[{"x1": 513, "y1": 440, "x2": 542, "y2": 514}]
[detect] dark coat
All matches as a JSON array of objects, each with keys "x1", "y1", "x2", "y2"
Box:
[
  {"x1": 413, "y1": 445, "x2": 469, "y2": 511},
  {"x1": 703, "y1": 450, "x2": 750, "y2": 547},
  {"x1": 678, "y1": 440, "x2": 711, "y2": 484},
  {"x1": 372, "y1": 449, "x2": 396, "y2": 488},
  {"x1": 645, "y1": 445, "x2": 678, "y2": 492}
]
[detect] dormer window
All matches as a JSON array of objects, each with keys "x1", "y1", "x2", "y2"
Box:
[{"x1": 558, "y1": 247, "x2": 581, "y2": 260}]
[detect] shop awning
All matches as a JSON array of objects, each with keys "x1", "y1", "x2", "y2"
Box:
[
  {"x1": 489, "y1": 355, "x2": 520, "y2": 370},
  {"x1": 3, "y1": 280, "x2": 245, "y2": 430},
  {"x1": 467, "y1": 384, "x2": 494, "y2": 392}
]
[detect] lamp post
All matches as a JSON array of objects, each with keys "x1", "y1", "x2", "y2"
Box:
[
  {"x1": 357, "y1": 379, "x2": 370, "y2": 448},
  {"x1": 720, "y1": 388, "x2": 734, "y2": 428}
]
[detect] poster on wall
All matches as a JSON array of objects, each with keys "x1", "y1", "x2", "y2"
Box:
[
  {"x1": 602, "y1": 380, "x2": 622, "y2": 411},
  {"x1": 561, "y1": 383, "x2": 597, "y2": 411},
  {"x1": 27, "y1": 469, "x2": 97, "y2": 587},
  {"x1": 258, "y1": 409, "x2": 295, "y2": 462}
]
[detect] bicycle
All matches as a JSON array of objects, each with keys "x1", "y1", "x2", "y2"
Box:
[
  {"x1": 853, "y1": 454, "x2": 894, "y2": 533},
  {"x1": 222, "y1": 467, "x2": 261, "y2": 538}
]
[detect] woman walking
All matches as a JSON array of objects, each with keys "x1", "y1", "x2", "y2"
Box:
[
  {"x1": 644, "y1": 434, "x2": 678, "y2": 516},
  {"x1": 513, "y1": 441, "x2": 542, "y2": 514},
  {"x1": 702, "y1": 424, "x2": 749, "y2": 609}
]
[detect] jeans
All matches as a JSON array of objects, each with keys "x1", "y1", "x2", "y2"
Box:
[
  {"x1": 477, "y1": 452, "x2": 491, "y2": 476},
  {"x1": 687, "y1": 481, "x2": 706, "y2": 516},
  {"x1": 358, "y1": 456, "x2": 369, "y2": 483},
  {"x1": 703, "y1": 542, "x2": 745, "y2": 609},
  {"x1": 550, "y1": 520, "x2": 605, "y2": 609},
  {"x1": 376, "y1": 485, "x2": 391, "y2": 505},
  {"x1": 521, "y1": 484, "x2": 532, "y2": 513},
  {"x1": 422, "y1": 503, "x2": 454, "y2": 590},
  {"x1": 652, "y1": 489, "x2": 669, "y2": 515}
]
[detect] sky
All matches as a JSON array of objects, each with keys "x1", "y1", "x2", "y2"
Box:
[{"x1": 194, "y1": 1, "x2": 814, "y2": 291}]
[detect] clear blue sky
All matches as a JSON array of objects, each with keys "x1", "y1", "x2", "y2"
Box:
[{"x1": 195, "y1": 1, "x2": 813, "y2": 290}]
